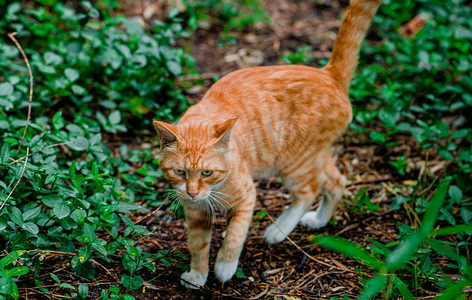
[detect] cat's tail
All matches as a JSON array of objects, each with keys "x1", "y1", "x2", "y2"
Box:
[{"x1": 324, "y1": 0, "x2": 382, "y2": 92}]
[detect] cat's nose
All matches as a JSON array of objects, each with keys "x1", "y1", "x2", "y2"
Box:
[{"x1": 187, "y1": 191, "x2": 198, "y2": 198}]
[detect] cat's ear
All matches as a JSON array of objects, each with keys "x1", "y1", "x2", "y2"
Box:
[
  {"x1": 153, "y1": 120, "x2": 179, "y2": 148},
  {"x1": 213, "y1": 117, "x2": 238, "y2": 149}
]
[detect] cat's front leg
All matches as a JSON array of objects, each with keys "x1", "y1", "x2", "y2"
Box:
[
  {"x1": 180, "y1": 207, "x2": 212, "y2": 289},
  {"x1": 214, "y1": 187, "x2": 256, "y2": 283}
]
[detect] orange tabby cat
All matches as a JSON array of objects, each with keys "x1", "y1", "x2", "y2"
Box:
[{"x1": 154, "y1": 0, "x2": 382, "y2": 289}]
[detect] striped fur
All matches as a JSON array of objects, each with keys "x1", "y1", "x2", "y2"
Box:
[
  {"x1": 154, "y1": 0, "x2": 381, "y2": 288},
  {"x1": 326, "y1": 0, "x2": 382, "y2": 92}
]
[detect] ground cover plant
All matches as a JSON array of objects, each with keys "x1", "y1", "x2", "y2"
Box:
[
  {"x1": 0, "y1": 0, "x2": 471, "y2": 299},
  {"x1": 0, "y1": 0, "x2": 194, "y2": 298}
]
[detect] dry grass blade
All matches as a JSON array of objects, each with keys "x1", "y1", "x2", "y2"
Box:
[
  {"x1": 3, "y1": 250, "x2": 22, "y2": 265},
  {"x1": 8, "y1": 142, "x2": 74, "y2": 166},
  {"x1": 0, "y1": 147, "x2": 29, "y2": 213},
  {"x1": 7, "y1": 32, "x2": 34, "y2": 154}
]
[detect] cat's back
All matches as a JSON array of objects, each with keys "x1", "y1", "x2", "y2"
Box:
[
  {"x1": 204, "y1": 65, "x2": 345, "y2": 104},
  {"x1": 183, "y1": 64, "x2": 350, "y2": 125}
]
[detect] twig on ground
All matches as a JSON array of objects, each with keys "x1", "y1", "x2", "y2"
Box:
[
  {"x1": 265, "y1": 211, "x2": 357, "y2": 274},
  {"x1": 135, "y1": 200, "x2": 167, "y2": 224},
  {"x1": 8, "y1": 142, "x2": 74, "y2": 166},
  {"x1": 23, "y1": 291, "x2": 52, "y2": 300},
  {"x1": 20, "y1": 282, "x2": 115, "y2": 290},
  {"x1": 346, "y1": 176, "x2": 392, "y2": 188},
  {"x1": 8, "y1": 32, "x2": 33, "y2": 154},
  {"x1": 3, "y1": 250, "x2": 22, "y2": 265},
  {"x1": 18, "y1": 265, "x2": 69, "y2": 283},
  {"x1": 90, "y1": 259, "x2": 119, "y2": 281},
  {"x1": 250, "y1": 286, "x2": 269, "y2": 300},
  {"x1": 19, "y1": 281, "x2": 116, "y2": 298},
  {"x1": 0, "y1": 148, "x2": 29, "y2": 214},
  {"x1": 381, "y1": 182, "x2": 398, "y2": 196},
  {"x1": 1, "y1": 249, "x2": 76, "y2": 260},
  {"x1": 334, "y1": 222, "x2": 359, "y2": 236},
  {"x1": 27, "y1": 249, "x2": 75, "y2": 256},
  {"x1": 305, "y1": 271, "x2": 347, "y2": 287}
]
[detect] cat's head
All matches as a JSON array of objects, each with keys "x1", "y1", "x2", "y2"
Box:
[{"x1": 153, "y1": 118, "x2": 237, "y2": 203}]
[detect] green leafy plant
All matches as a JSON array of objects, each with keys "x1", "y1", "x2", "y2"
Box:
[
  {"x1": 351, "y1": 0, "x2": 472, "y2": 159},
  {"x1": 281, "y1": 46, "x2": 316, "y2": 65},
  {"x1": 101, "y1": 285, "x2": 136, "y2": 300},
  {"x1": 0, "y1": 251, "x2": 29, "y2": 300},
  {"x1": 347, "y1": 187, "x2": 380, "y2": 215},
  {"x1": 389, "y1": 155, "x2": 409, "y2": 175},
  {"x1": 0, "y1": 0, "x2": 193, "y2": 130},
  {"x1": 121, "y1": 246, "x2": 150, "y2": 291},
  {"x1": 182, "y1": 0, "x2": 271, "y2": 41},
  {"x1": 0, "y1": 0, "x2": 197, "y2": 297},
  {"x1": 314, "y1": 177, "x2": 472, "y2": 299}
]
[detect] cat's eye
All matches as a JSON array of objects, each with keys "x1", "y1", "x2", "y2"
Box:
[
  {"x1": 174, "y1": 169, "x2": 186, "y2": 176},
  {"x1": 201, "y1": 170, "x2": 213, "y2": 176}
]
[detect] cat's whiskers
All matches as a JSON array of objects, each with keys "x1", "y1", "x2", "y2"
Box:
[
  {"x1": 209, "y1": 192, "x2": 232, "y2": 209},
  {"x1": 208, "y1": 194, "x2": 226, "y2": 212},
  {"x1": 164, "y1": 189, "x2": 192, "y2": 219},
  {"x1": 170, "y1": 197, "x2": 182, "y2": 218},
  {"x1": 210, "y1": 190, "x2": 232, "y2": 198},
  {"x1": 154, "y1": 190, "x2": 177, "y2": 202},
  {"x1": 205, "y1": 198, "x2": 217, "y2": 228},
  {"x1": 211, "y1": 191, "x2": 247, "y2": 210}
]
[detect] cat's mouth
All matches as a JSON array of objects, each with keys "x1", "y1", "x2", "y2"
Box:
[
  {"x1": 180, "y1": 193, "x2": 210, "y2": 203},
  {"x1": 177, "y1": 191, "x2": 230, "y2": 210},
  {"x1": 183, "y1": 196, "x2": 206, "y2": 203}
]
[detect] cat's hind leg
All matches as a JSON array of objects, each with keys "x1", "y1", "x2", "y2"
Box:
[
  {"x1": 300, "y1": 155, "x2": 346, "y2": 229},
  {"x1": 263, "y1": 168, "x2": 323, "y2": 245}
]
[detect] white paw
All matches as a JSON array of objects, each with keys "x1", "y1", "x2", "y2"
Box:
[
  {"x1": 180, "y1": 269, "x2": 208, "y2": 289},
  {"x1": 264, "y1": 222, "x2": 290, "y2": 244},
  {"x1": 214, "y1": 259, "x2": 238, "y2": 283},
  {"x1": 263, "y1": 204, "x2": 305, "y2": 244},
  {"x1": 300, "y1": 211, "x2": 328, "y2": 229}
]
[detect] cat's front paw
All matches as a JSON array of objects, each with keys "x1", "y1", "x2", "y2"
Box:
[
  {"x1": 180, "y1": 269, "x2": 208, "y2": 289},
  {"x1": 300, "y1": 211, "x2": 328, "y2": 229},
  {"x1": 214, "y1": 259, "x2": 238, "y2": 283}
]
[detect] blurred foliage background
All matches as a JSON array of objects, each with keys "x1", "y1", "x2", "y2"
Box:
[{"x1": 0, "y1": 0, "x2": 471, "y2": 298}]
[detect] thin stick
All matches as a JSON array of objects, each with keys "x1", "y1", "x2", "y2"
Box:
[
  {"x1": 90, "y1": 259, "x2": 119, "y2": 281},
  {"x1": 0, "y1": 148, "x2": 29, "y2": 214},
  {"x1": 8, "y1": 32, "x2": 33, "y2": 154},
  {"x1": 8, "y1": 141, "x2": 73, "y2": 166},
  {"x1": 27, "y1": 249, "x2": 75, "y2": 256},
  {"x1": 265, "y1": 212, "x2": 357, "y2": 274},
  {"x1": 135, "y1": 200, "x2": 167, "y2": 224},
  {"x1": 3, "y1": 250, "x2": 22, "y2": 265},
  {"x1": 19, "y1": 281, "x2": 115, "y2": 291},
  {"x1": 346, "y1": 176, "x2": 392, "y2": 188},
  {"x1": 0, "y1": 249, "x2": 75, "y2": 260}
]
